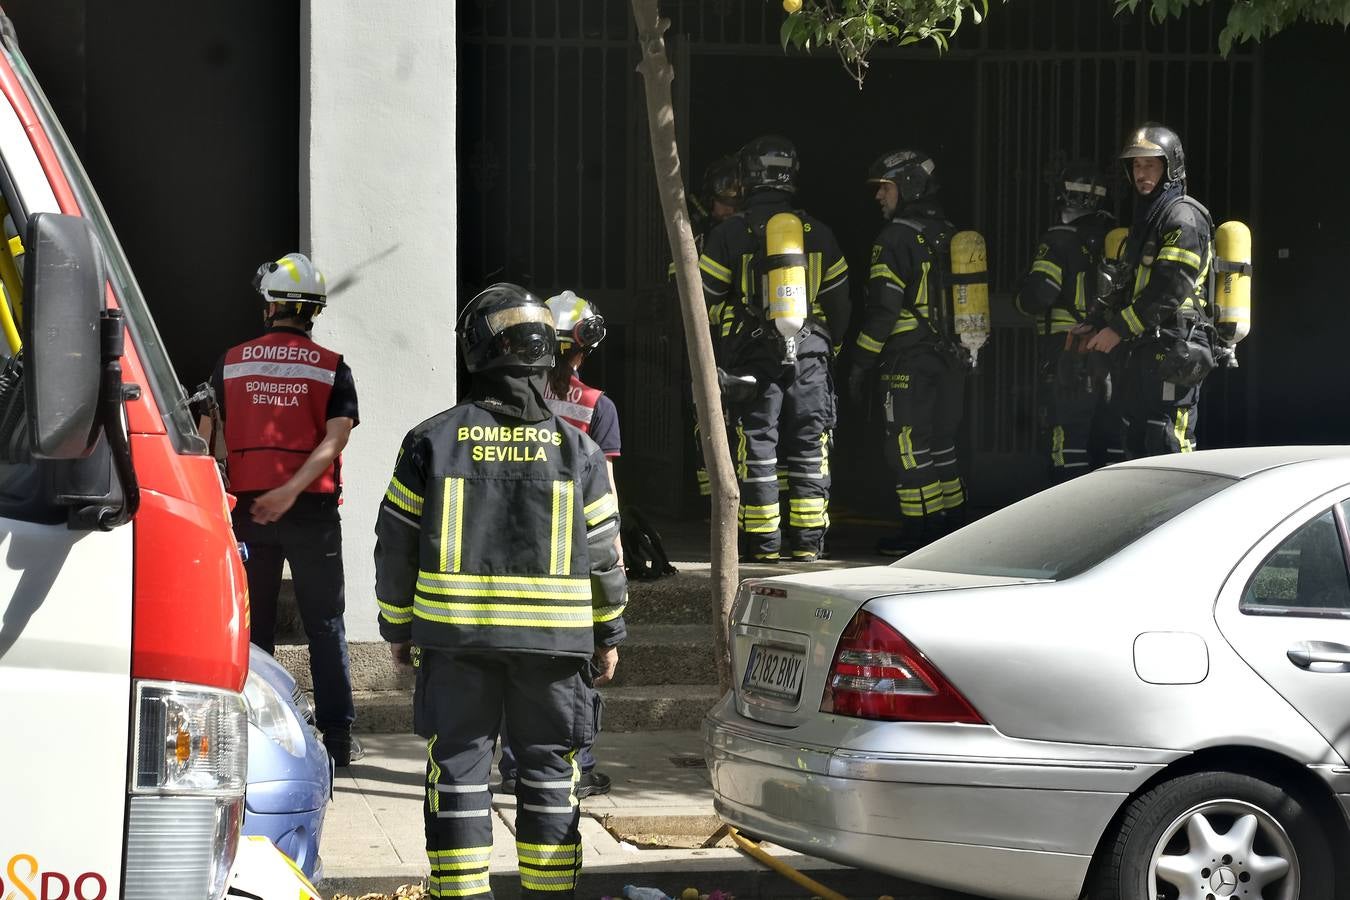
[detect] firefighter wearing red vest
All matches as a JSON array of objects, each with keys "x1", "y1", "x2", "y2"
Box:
[{"x1": 204, "y1": 252, "x2": 359, "y2": 766}]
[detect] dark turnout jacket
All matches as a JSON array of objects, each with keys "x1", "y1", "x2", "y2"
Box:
[{"x1": 375, "y1": 402, "x2": 627, "y2": 657}]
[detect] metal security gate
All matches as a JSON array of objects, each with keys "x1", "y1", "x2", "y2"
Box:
[
  {"x1": 967, "y1": 5, "x2": 1260, "y2": 502},
  {"x1": 457, "y1": 0, "x2": 1262, "y2": 516}
]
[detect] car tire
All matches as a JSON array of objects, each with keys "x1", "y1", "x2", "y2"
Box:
[{"x1": 1088, "y1": 770, "x2": 1332, "y2": 900}]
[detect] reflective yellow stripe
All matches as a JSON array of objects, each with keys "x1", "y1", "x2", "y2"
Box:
[
  {"x1": 441, "y1": 477, "x2": 464, "y2": 572},
  {"x1": 413, "y1": 600, "x2": 593, "y2": 628},
  {"x1": 1175, "y1": 408, "x2": 1193, "y2": 452},
  {"x1": 739, "y1": 503, "x2": 780, "y2": 534},
  {"x1": 824, "y1": 256, "x2": 848, "y2": 281},
  {"x1": 1051, "y1": 426, "x2": 1065, "y2": 467},
  {"x1": 807, "y1": 251, "x2": 822, "y2": 306},
  {"x1": 430, "y1": 846, "x2": 492, "y2": 863},
  {"x1": 1030, "y1": 259, "x2": 1063, "y2": 285},
  {"x1": 869, "y1": 263, "x2": 905, "y2": 288},
  {"x1": 427, "y1": 736, "x2": 441, "y2": 813},
  {"x1": 386, "y1": 476, "x2": 424, "y2": 516},
  {"x1": 550, "y1": 481, "x2": 574, "y2": 575},
  {"x1": 890, "y1": 314, "x2": 919, "y2": 335},
  {"x1": 1156, "y1": 245, "x2": 1202, "y2": 271},
  {"x1": 856, "y1": 333, "x2": 885, "y2": 354},
  {"x1": 1121, "y1": 305, "x2": 1145, "y2": 336},
  {"x1": 584, "y1": 492, "x2": 617, "y2": 526},
  {"x1": 593, "y1": 601, "x2": 627, "y2": 623},
  {"x1": 699, "y1": 254, "x2": 732, "y2": 283},
  {"x1": 940, "y1": 478, "x2": 965, "y2": 509},
  {"x1": 378, "y1": 599, "x2": 413, "y2": 624},
  {"x1": 416, "y1": 577, "x2": 589, "y2": 600},
  {"x1": 898, "y1": 427, "x2": 917, "y2": 469}
]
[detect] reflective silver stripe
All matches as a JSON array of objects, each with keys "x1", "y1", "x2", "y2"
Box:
[
  {"x1": 416, "y1": 573, "x2": 591, "y2": 598},
  {"x1": 520, "y1": 777, "x2": 576, "y2": 789},
  {"x1": 436, "y1": 808, "x2": 493, "y2": 818},
  {"x1": 222, "y1": 361, "x2": 337, "y2": 384},
  {"x1": 381, "y1": 506, "x2": 420, "y2": 529},
  {"x1": 546, "y1": 398, "x2": 596, "y2": 424},
  {"x1": 586, "y1": 520, "x2": 619, "y2": 541},
  {"x1": 522, "y1": 803, "x2": 577, "y2": 814},
  {"x1": 414, "y1": 599, "x2": 592, "y2": 624},
  {"x1": 435, "y1": 783, "x2": 490, "y2": 793}
]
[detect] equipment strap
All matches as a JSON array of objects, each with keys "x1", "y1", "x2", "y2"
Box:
[{"x1": 1213, "y1": 259, "x2": 1253, "y2": 276}]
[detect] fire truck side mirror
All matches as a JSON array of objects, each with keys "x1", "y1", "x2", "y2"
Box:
[{"x1": 21, "y1": 212, "x2": 105, "y2": 460}]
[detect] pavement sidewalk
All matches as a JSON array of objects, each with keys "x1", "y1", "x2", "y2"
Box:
[{"x1": 316, "y1": 730, "x2": 964, "y2": 900}]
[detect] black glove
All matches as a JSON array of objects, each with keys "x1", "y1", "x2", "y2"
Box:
[{"x1": 846, "y1": 364, "x2": 868, "y2": 405}]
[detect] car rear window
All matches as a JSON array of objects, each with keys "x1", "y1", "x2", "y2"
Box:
[{"x1": 897, "y1": 468, "x2": 1234, "y2": 580}]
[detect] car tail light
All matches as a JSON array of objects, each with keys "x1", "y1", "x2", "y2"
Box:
[{"x1": 821, "y1": 611, "x2": 984, "y2": 724}]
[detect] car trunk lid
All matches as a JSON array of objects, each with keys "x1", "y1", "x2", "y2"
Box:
[{"x1": 730, "y1": 566, "x2": 1039, "y2": 727}]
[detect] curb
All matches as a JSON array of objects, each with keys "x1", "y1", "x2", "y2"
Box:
[{"x1": 318, "y1": 857, "x2": 964, "y2": 899}]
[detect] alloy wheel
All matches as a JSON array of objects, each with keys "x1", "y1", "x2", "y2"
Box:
[{"x1": 1148, "y1": 799, "x2": 1299, "y2": 900}]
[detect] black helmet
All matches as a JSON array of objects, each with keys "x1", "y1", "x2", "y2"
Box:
[
  {"x1": 1056, "y1": 161, "x2": 1108, "y2": 217},
  {"x1": 738, "y1": 135, "x2": 799, "y2": 195},
  {"x1": 457, "y1": 282, "x2": 556, "y2": 373},
  {"x1": 867, "y1": 149, "x2": 938, "y2": 203},
  {"x1": 1119, "y1": 123, "x2": 1186, "y2": 186},
  {"x1": 702, "y1": 155, "x2": 742, "y2": 208}
]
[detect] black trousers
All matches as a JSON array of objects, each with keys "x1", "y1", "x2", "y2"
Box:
[
  {"x1": 416, "y1": 650, "x2": 593, "y2": 899},
  {"x1": 1038, "y1": 335, "x2": 1125, "y2": 482},
  {"x1": 879, "y1": 345, "x2": 966, "y2": 523},
  {"x1": 725, "y1": 354, "x2": 834, "y2": 560},
  {"x1": 233, "y1": 494, "x2": 354, "y2": 732},
  {"x1": 1120, "y1": 337, "x2": 1203, "y2": 458}
]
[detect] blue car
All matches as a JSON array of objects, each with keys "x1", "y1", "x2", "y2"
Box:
[{"x1": 242, "y1": 644, "x2": 332, "y2": 881}]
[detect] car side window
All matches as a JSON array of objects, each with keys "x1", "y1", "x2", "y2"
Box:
[{"x1": 1241, "y1": 508, "x2": 1350, "y2": 617}]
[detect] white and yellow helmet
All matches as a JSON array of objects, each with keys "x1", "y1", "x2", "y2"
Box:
[
  {"x1": 253, "y1": 252, "x2": 327, "y2": 309},
  {"x1": 545, "y1": 290, "x2": 606, "y2": 351}
]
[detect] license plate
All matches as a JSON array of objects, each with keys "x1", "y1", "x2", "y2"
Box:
[{"x1": 742, "y1": 644, "x2": 806, "y2": 701}]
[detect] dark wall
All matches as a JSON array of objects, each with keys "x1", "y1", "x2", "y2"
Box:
[
  {"x1": 1249, "y1": 25, "x2": 1350, "y2": 445},
  {"x1": 2, "y1": 0, "x2": 298, "y2": 390}
]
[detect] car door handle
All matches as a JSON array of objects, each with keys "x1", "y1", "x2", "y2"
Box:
[{"x1": 1287, "y1": 641, "x2": 1350, "y2": 671}]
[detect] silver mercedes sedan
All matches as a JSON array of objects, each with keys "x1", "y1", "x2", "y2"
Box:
[{"x1": 705, "y1": 446, "x2": 1350, "y2": 900}]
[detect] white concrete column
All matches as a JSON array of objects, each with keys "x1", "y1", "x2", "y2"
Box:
[{"x1": 301, "y1": 0, "x2": 456, "y2": 641}]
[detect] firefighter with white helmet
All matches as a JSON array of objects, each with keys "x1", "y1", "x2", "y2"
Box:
[{"x1": 203, "y1": 251, "x2": 359, "y2": 766}]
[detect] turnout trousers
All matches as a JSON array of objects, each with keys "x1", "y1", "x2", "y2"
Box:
[
  {"x1": 233, "y1": 495, "x2": 354, "y2": 732},
  {"x1": 726, "y1": 354, "x2": 834, "y2": 561},
  {"x1": 880, "y1": 345, "x2": 966, "y2": 527},
  {"x1": 417, "y1": 649, "x2": 593, "y2": 899},
  {"x1": 1120, "y1": 337, "x2": 1202, "y2": 458},
  {"x1": 1038, "y1": 336, "x2": 1125, "y2": 482}
]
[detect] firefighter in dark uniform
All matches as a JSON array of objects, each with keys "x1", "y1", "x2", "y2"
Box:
[
  {"x1": 1079, "y1": 124, "x2": 1214, "y2": 456},
  {"x1": 496, "y1": 290, "x2": 617, "y2": 800},
  {"x1": 847, "y1": 150, "x2": 966, "y2": 556},
  {"x1": 676, "y1": 155, "x2": 742, "y2": 500},
  {"x1": 1014, "y1": 163, "x2": 1123, "y2": 481},
  {"x1": 698, "y1": 135, "x2": 849, "y2": 563},
  {"x1": 203, "y1": 252, "x2": 358, "y2": 766},
  {"x1": 375, "y1": 283, "x2": 626, "y2": 900}
]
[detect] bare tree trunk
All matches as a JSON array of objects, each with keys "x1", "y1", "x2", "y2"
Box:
[{"x1": 629, "y1": 0, "x2": 738, "y2": 694}]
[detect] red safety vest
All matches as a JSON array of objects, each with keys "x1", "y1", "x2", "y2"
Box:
[
  {"x1": 544, "y1": 373, "x2": 602, "y2": 434},
  {"x1": 222, "y1": 331, "x2": 342, "y2": 494}
]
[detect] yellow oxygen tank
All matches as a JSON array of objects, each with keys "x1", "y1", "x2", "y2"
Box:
[
  {"x1": 1104, "y1": 227, "x2": 1129, "y2": 262},
  {"x1": 950, "y1": 230, "x2": 989, "y2": 367},
  {"x1": 1215, "y1": 220, "x2": 1252, "y2": 348},
  {"x1": 764, "y1": 211, "x2": 808, "y2": 362}
]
